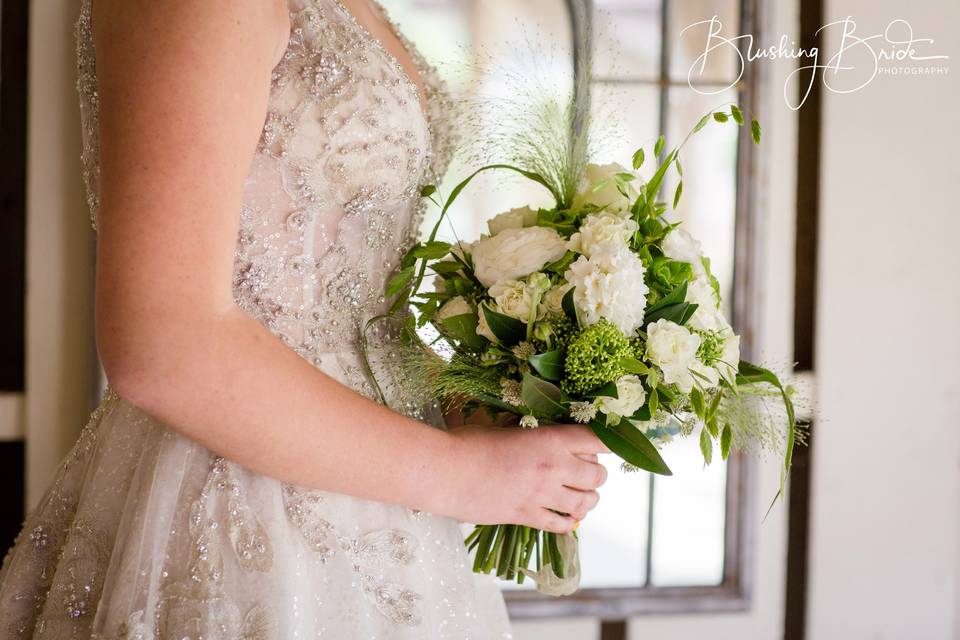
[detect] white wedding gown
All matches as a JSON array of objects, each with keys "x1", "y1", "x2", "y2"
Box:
[{"x1": 0, "y1": 1, "x2": 513, "y2": 637}]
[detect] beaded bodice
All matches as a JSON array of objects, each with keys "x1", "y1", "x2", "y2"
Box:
[{"x1": 76, "y1": 0, "x2": 456, "y2": 362}]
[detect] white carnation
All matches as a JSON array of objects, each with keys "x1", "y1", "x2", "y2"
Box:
[
  {"x1": 472, "y1": 226, "x2": 568, "y2": 288},
  {"x1": 489, "y1": 279, "x2": 543, "y2": 322},
  {"x1": 597, "y1": 375, "x2": 648, "y2": 419},
  {"x1": 572, "y1": 163, "x2": 640, "y2": 213},
  {"x1": 487, "y1": 206, "x2": 539, "y2": 236},
  {"x1": 662, "y1": 228, "x2": 706, "y2": 276},
  {"x1": 435, "y1": 296, "x2": 472, "y2": 323},
  {"x1": 645, "y1": 319, "x2": 702, "y2": 393},
  {"x1": 563, "y1": 245, "x2": 649, "y2": 334},
  {"x1": 568, "y1": 211, "x2": 639, "y2": 257}
]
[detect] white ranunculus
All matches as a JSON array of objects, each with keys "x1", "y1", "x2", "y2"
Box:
[
  {"x1": 489, "y1": 279, "x2": 543, "y2": 322},
  {"x1": 476, "y1": 305, "x2": 498, "y2": 342},
  {"x1": 543, "y1": 283, "x2": 572, "y2": 315},
  {"x1": 662, "y1": 227, "x2": 706, "y2": 276},
  {"x1": 563, "y1": 245, "x2": 649, "y2": 334},
  {"x1": 568, "y1": 211, "x2": 639, "y2": 257},
  {"x1": 472, "y1": 226, "x2": 568, "y2": 288},
  {"x1": 645, "y1": 319, "x2": 702, "y2": 393},
  {"x1": 597, "y1": 375, "x2": 648, "y2": 418},
  {"x1": 572, "y1": 163, "x2": 640, "y2": 213},
  {"x1": 487, "y1": 206, "x2": 539, "y2": 236},
  {"x1": 435, "y1": 296, "x2": 472, "y2": 323}
]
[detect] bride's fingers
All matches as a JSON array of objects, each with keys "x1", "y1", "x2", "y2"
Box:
[
  {"x1": 533, "y1": 508, "x2": 578, "y2": 534},
  {"x1": 575, "y1": 453, "x2": 598, "y2": 464},
  {"x1": 564, "y1": 457, "x2": 607, "y2": 491},
  {"x1": 545, "y1": 487, "x2": 599, "y2": 521}
]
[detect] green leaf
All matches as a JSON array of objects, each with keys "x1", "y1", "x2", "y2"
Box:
[
  {"x1": 590, "y1": 418, "x2": 672, "y2": 476},
  {"x1": 412, "y1": 240, "x2": 451, "y2": 260},
  {"x1": 674, "y1": 157, "x2": 683, "y2": 177},
  {"x1": 648, "y1": 387, "x2": 659, "y2": 416},
  {"x1": 700, "y1": 427, "x2": 714, "y2": 465},
  {"x1": 619, "y1": 357, "x2": 650, "y2": 375},
  {"x1": 645, "y1": 302, "x2": 697, "y2": 326},
  {"x1": 521, "y1": 373, "x2": 566, "y2": 418},
  {"x1": 713, "y1": 111, "x2": 729, "y2": 123},
  {"x1": 673, "y1": 180, "x2": 683, "y2": 209},
  {"x1": 385, "y1": 267, "x2": 414, "y2": 297},
  {"x1": 544, "y1": 250, "x2": 576, "y2": 274},
  {"x1": 654, "y1": 135, "x2": 665, "y2": 158},
  {"x1": 720, "y1": 423, "x2": 733, "y2": 460},
  {"x1": 439, "y1": 313, "x2": 488, "y2": 350},
  {"x1": 690, "y1": 388, "x2": 706, "y2": 418},
  {"x1": 693, "y1": 114, "x2": 711, "y2": 133},
  {"x1": 420, "y1": 184, "x2": 437, "y2": 198},
  {"x1": 429, "y1": 261, "x2": 464, "y2": 275},
  {"x1": 481, "y1": 305, "x2": 526, "y2": 346},
  {"x1": 632, "y1": 147, "x2": 645, "y2": 170},
  {"x1": 646, "y1": 281, "x2": 688, "y2": 315},
  {"x1": 561, "y1": 286, "x2": 580, "y2": 326},
  {"x1": 730, "y1": 105, "x2": 745, "y2": 125},
  {"x1": 584, "y1": 380, "x2": 618, "y2": 399},
  {"x1": 751, "y1": 118, "x2": 763, "y2": 144},
  {"x1": 528, "y1": 350, "x2": 564, "y2": 381}
]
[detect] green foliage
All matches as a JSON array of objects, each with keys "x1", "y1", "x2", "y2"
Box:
[
  {"x1": 589, "y1": 417, "x2": 672, "y2": 476},
  {"x1": 440, "y1": 313, "x2": 488, "y2": 350},
  {"x1": 481, "y1": 305, "x2": 526, "y2": 346},
  {"x1": 528, "y1": 350, "x2": 564, "y2": 381},
  {"x1": 561, "y1": 320, "x2": 631, "y2": 395},
  {"x1": 521, "y1": 373, "x2": 566, "y2": 418}
]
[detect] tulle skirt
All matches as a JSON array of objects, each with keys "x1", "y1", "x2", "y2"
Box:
[{"x1": 0, "y1": 388, "x2": 512, "y2": 639}]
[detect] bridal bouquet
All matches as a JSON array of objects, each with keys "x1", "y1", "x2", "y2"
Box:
[{"x1": 378, "y1": 105, "x2": 796, "y2": 595}]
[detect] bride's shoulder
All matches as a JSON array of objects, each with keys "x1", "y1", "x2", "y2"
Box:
[{"x1": 93, "y1": 0, "x2": 290, "y2": 70}]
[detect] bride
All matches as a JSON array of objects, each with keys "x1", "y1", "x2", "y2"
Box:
[{"x1": 0, "y1": 0, "x2": 609, "y2": 637}]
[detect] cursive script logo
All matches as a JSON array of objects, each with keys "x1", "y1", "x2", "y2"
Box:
[{"x1": 681, "y1": 16, "x2": 951, "y2": 110}]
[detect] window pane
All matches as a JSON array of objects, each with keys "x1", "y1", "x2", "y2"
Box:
[
  {"x1": 649, "y1": 435, "x2": 727, "y2": 586},
  {"x1": 590, "y1": 83, "x2": 661, "y2": 168},
  {"x1": 592, "y1": 0, "x2": 661, "y2": 80},
  {"x1": 576, "y1": 455, "x2": 652, "y2": 588},
  {"x1": 664, "y1": 87, "x2": 739, "y2": 315},
  {"x1": 669, "y1": 0, "x2": 741, "y2": 83}
]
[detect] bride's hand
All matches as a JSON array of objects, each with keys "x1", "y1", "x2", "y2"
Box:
[{"x1": 435, "y1": 424, "x2": 610, "y2": 534}]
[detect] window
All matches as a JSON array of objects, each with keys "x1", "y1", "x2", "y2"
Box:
[{"x1": 382, "y1": 0, "x2": 762, "y2": 617}]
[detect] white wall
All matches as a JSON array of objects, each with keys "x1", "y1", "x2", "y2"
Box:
[
  {"x1": 809, "y1": 1, "x2": 960, "y2": 639},
  {"x1": 25, "y1": 0, "x2": 96, "y2": 506}
]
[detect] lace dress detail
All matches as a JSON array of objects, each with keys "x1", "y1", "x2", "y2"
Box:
[{"x1": 0, "y1": 1, "x2": 511, "y2": 638}]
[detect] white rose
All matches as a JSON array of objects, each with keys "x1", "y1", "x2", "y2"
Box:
[
  {"x1": 572, "y1": 163, "x2": 640, "y2": 213},
  {"x1": 645, "y1": 319, "x2": 702, "y2": 393},
  {"x1": 435, "y1": 296, "x2": 472, "y2": 323},
  {"x1": 563, "y1": 245, "x2": 649, "y2": 334},
  {"x1": 489, "y1": 279, "x2": 543, "y2": 322},
  {"x1": 597, "y1": 375, "x2": 648, "y2": 418},
  {"x1": 568, "y1": 211, "x2": 639, "y2": 257},
  {"x1": 543, "y1": 283, "x2": 572, "y2": 315},
  {"x1": 487, "y1": 206, "x2": 539, "y2": 236},
  {"x1": 471, "y1": 226, "x2": 568, "y2": 288},
  {"x1": 686, "y1": 275, "x2": 720, "y2": 328},
  {"x1": 662, "y1": 228, "x2": 706, "y2": 276},
  {"x1": 476, "y1": 305, "x2": 498, "y2": 342}
]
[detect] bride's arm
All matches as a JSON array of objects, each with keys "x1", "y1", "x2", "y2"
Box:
[{"x1": 92, "y1": 0, "x2": 606, "y2": 533}]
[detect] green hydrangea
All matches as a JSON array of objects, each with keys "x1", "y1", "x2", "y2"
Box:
[
  {"x1": 562, "y1": 320, "x2": 632, "y2": 395},
  {"x1": 694, "y1": 329, "x2": 724, "y2": 367}
]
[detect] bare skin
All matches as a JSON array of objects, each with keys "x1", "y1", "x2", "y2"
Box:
[{"x1": 91, "y1": 0, "x2": 607, "y2": 535}]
